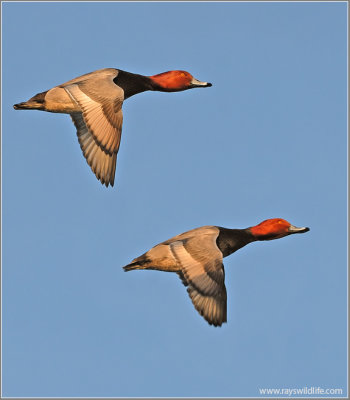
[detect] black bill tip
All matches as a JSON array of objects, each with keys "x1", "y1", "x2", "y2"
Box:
[{"x1": 289, "y1": 225, "x2": 310, "y2": 234}]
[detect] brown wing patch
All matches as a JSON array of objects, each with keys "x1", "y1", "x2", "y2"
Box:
[{"x1": 71, "y1": 112, "x2": 116, "y2": 187}]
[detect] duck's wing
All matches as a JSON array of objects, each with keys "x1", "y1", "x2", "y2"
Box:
[
  {"x1": 70, "y1": 112, "x2": 117, "y2": 187},
  {"x1": 63, "y1": 69, "x2": 124, "y2": 187},
  {"x1": 169, "y1": 227, "x2": 227, "y2": 327}
]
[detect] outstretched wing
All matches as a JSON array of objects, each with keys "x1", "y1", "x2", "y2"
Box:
[
  {"x1": 70, "y1": 112, "x2": 117, "y2": 187},
  {"x1": 170, "y1": 228, "x2": 227, "y2": 327},
  {"x1": 64, "y1": 69, "x2": 124, "y2": 187}
]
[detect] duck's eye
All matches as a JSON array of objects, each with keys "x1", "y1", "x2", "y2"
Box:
[{"x1": 180, "y1": 72, "x2": 185, "y2": 77}]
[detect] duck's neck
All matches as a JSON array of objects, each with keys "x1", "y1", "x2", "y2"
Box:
[
  {"x1": 216, "y1": 228, "x2": 255, "y2": 258},
  {"x1": 113, "y1": 70, "x2": 155, "y2": 99}
]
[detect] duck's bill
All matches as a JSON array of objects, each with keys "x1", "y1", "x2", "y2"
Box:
[
  {"x1": 190, "y1": 78, "x2": 212, "y2": 88},
  {"x1": 288, "y1": 225, "x2": 310, "y2": 234}
]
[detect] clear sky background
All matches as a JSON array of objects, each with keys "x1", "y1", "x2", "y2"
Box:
[{"x1": 2, "y1": 1, "x2": 347, "y2": 398}]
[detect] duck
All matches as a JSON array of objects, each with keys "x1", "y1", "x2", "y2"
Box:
[
  {"x1": 13, "y1": 68, "x2": 212, "y2": 187},
  {"x1": 123, "y1": 218, "x2": 310, "y2": 327}
]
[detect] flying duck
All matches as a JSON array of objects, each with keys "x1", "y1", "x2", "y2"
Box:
[
  {"x1": 123, "y1": 218, "x2": 310, "y2": 327},
  {"x1": 13, "y1": 68, "x2": 212, "y2": 187}
]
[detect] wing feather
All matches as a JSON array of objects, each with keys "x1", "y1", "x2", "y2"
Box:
[
  {"x1": 65, "y1": 84, "x2": 123, "y2": 155},
  {"x1": 70, "y1": 112, "x2": 117, "y2": 187},
  {"x1": 169, "y1": 229, "x2": 227, "y2": 327},
  {"x1": 187, "y1": 286, "x2": 227, "y2": 327}
]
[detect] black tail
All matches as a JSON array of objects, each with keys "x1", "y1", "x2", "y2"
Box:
[
  {"x1": 13, "y1": 91, "x2": 47, "y2": 110},
  {"x1": 123, "y1": 263, "x2": 142, "y2": 272},
  {"x1": 123, "y1": 254, "x2": 149, "y2": 272},
  {"x1": 13, "y1": 102, "x2": 38, "y2": 110}
]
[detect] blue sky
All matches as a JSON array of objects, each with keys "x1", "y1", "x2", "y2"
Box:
[{"x1": 2, "y1": 1, "x2": 347, "y2": 397}]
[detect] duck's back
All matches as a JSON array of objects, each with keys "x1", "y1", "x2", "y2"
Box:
[{"x1": 58, "y1": 68, "x2": 119, "y2": 87}]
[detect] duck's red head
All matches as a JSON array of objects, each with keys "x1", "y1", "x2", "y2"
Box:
[
  {"x1": 250, "y1": 218, "x2": 310, "y2": 241},
  {"x1": 149, "y1": 70, "x2": 212, "y2": 92}
]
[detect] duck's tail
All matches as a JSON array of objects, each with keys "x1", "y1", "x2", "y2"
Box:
[
  {"x1": 123, "y1": 254, "x2": 149, "y2": 272},
  {"x1": 123, "y1": 263, "x2": 143, "y2": 272},
  {"x1": 13, "y1": 91, "x2": 47, "y2": 110}
]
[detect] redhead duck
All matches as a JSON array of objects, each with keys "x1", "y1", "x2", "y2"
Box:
[
  {"x1": 123, "y1": 218, "x2": 310, "y2": 327},
  {"x1": 13, "y1": 68, "x2": 212, "y2": 187}
]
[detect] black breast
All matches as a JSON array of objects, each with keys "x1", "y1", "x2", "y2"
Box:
[
  {"x1": 113, "y1": 70, "x2": 153, "y2": 99},
  {"x1": 216, "y1": 227, "x2": 253, "y2": 258}
]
